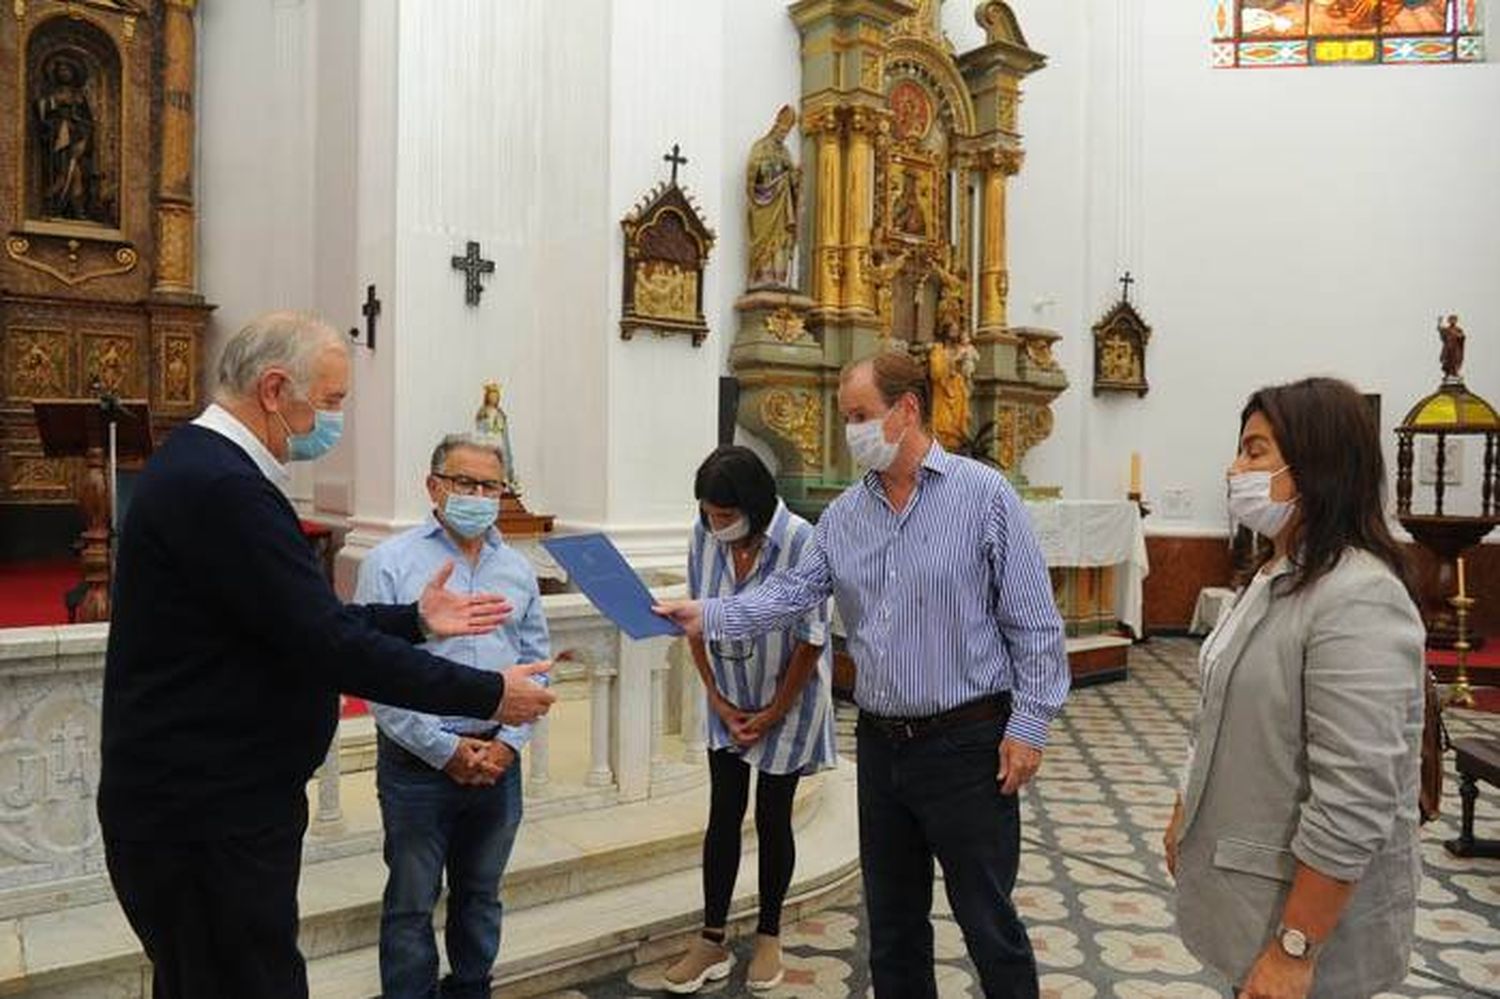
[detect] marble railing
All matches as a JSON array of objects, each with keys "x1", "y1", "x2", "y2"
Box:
[{"x1": 0, "y1": 577, "x2": 706, "y2": 919}]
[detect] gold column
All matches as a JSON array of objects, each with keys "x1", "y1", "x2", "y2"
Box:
[
  {"x1": 155, "y1": 0, "x2": 198, "y2": 295},
  {"x1": 977, "y1": 150, "x2": 1020, "y2": 334},
  {"x1": 841, "y1": 108, "x2": 875, "y2": 314},
  {"x1": 809, "y1": 108, "x2": 844, "y2": 310}
]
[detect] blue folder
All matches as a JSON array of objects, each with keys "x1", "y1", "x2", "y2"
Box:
[{"x1": 541, "y1": 533, "x2": 683, "y2": 640}]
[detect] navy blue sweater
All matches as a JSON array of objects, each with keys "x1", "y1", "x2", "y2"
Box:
[{"x1": 98, "y1": 425, "x2": 505, "y2": 841}]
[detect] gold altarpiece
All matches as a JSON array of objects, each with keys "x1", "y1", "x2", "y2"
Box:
[
  {"x1": 730, "y1": 0, "x2": 1067, "y2": 518},
  {"x1": 0, "y1": 1, "x2": 211, "y2": 510}
]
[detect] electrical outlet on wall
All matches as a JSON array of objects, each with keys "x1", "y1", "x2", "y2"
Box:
[{"x1": 1161, "y1": 487, "x2": 1193, "y2": 520}]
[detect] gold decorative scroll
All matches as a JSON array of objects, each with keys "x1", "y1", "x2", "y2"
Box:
[
  {"x1": 761, "y1": 389, "x2": 823, "y2": 469},
  {"x1": 6, "y1": 237, "x2": 139, "y2": 288},
  {"x1": 765, "y1": 307, "x2": 808, "y2": 343}
]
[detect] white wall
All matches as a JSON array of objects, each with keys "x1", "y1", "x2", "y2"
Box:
[
  {"x1": 1125, "y1": 1, "x2": 1500, "y2": 534},
  {"x1": 201, "y1": 0, "x2": 1500, "y2": 551},
  {"x1": 198, "y1": 0, "x2": 320, "y2": 501},
  {"x1": 986, "y1": 0, "x2": 1500, "y2": 534},
  {"x1": 599, "y1": 0, "x2": 726, "y2": 543},
  {"x1": 384, "y1": 0, "x2": 613, "y2": 527}
]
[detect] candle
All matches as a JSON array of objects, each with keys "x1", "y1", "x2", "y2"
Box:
[
  {"x1": 1130, "y1": 452, "x2": 1142, "y2": 495},
  {"x1": 1456, "y1": 556, "x2": 1467, "y2": 599}
]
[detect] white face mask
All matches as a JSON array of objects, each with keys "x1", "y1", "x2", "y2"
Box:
[
  {"x1": 845, "y1": 409, "x2": 906, "y2": 472},
  {"x1": 1228, "y1": 467, "x2": 1296, "y2": 539},
  {"x1": 709, "y1": 516, "x2": 749, "y2": 545}
]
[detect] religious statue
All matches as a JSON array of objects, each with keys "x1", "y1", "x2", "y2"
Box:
[
  {"x1": 35, "y1": 54, "x2": 99, "y2": 222},
  {"x1": 473, "y1": 381, "x2": 519, "y2": 495},
  {"x1": 892, "y1": 171, "x2": 928, "y2": 239},
  {"x1": 746, "y1": 106, "x2": 801, "y2": 289},
  {"x1": 929, "y1": 323, "x2": 978, "y2": 451},
  {"x1": 930, "y1": 249, "x2": 968, "y2": 343},
  {"x1": 1439, "y1": 314, "x2": 1465, "y2": 381}
]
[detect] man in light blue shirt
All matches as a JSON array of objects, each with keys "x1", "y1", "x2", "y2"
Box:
[{"x1": 355, "y1": 434, "x2": 549, "y2": 999}]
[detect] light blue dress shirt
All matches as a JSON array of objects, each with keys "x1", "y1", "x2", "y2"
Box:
[
  {"x1": 354, "y1": 516, "x2": 550, "y2": 770},
  {"x1": 703, "y1": 444, "x2": 1069, "y2": 749}
]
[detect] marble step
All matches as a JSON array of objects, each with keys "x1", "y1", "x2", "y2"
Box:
[
  {"x1": 306, "y1": 761, "x2": 861, "y2": 999},
  {"x1": 0, "y1": 765, "x2": 848, "y2": 999}
]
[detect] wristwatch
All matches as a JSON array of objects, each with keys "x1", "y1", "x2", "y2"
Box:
[{"x1": 1276, "y1": 924, "x2": 1320, "y2": 961}]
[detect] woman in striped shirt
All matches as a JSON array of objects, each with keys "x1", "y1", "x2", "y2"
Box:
[{"x1": 663, "y1": 446, "x2": 837, "y2": 994}]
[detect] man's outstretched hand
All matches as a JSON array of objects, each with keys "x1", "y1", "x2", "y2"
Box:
[
  {"x1": 496, "y1": 660, "x2": 555, "y2": 725},
  {"x1": 419, "y1": 561, "x2": 512, "y2": 637},
  {"x1": 653, "y1": 599, "x2": 704, "y2": 638}
]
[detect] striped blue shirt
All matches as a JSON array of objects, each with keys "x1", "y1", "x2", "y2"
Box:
[
  {"x1": 354, "y1": 516, "x2": 549, "y2": 770},
  {"x1": 688, "y1": 501, "x2": 837, "y2": 775},
  {"x1": 702, "y1": 443, "x2": 1069, "y2": 749}
]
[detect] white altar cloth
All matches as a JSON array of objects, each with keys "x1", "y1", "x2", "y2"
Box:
[{"x1": 1023, "y1": 499, "x2": 1150, "y2": 639}]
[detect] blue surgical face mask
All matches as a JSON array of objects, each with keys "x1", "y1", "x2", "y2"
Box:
[
  {"x1": 275, "y1": 405, "x2": 344, "y2": 462},
  {"x1": 443, "y1": 493, "x2": 499, "y2": 539}
]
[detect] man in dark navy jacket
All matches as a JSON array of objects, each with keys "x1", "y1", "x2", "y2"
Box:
[{"x1": 98, "y1": 311, "x2": 556, "y2": 999}]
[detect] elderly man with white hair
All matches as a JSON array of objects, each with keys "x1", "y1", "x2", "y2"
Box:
[{"x1": 98, "y1": 311, "x2": 556, "y2": 999}]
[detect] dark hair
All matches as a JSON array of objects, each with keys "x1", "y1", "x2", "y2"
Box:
[
  {"x1": 1240, "y1": 377, "x2": 1410, "y2": 596},
  {"x1": 842, "y1": 351, "x2": 930, "y2": 424},
  {"x1": 693, "y1": 446, "x2": 778, "y2": 539}
]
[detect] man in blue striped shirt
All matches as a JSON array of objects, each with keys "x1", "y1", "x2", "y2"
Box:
[{"x1": 658, "y1": 352, "x2": 1069, "y2": 999}]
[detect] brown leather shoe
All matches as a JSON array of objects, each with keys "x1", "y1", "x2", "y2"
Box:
[
  {"x1": 746, "y1": 933, "x2": 784, "y2": 991},
  {"x1": 662, "y1": 936, "x2": 733, "y2": 994}
]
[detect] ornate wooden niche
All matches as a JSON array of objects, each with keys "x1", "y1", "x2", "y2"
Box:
[
  {"x1": 0, "y1": 0, "x2": 212, "y2": 509},
  {"x1": 1092, "y1": 296, "x2": 1150, "y2": 398},
  {"x1": 620, "y1": 178, "x2": 715, "y2": 347}
]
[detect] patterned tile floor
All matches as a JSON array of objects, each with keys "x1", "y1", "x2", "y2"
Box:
[{"x1": 544, "y1": 639, "x2": 1500, "y2": 999}]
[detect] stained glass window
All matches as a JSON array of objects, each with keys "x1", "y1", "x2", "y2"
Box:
[{"x1": 1212, "y1": 0, "x2": 1484, "y2": 67}]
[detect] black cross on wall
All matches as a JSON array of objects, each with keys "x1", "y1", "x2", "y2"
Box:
[
  {"x1": 663, "y1": 143, "x2": 688, "y2": 186},
  {"x1": 451, "y1": 241, "x2": 495, "y2": 307}
]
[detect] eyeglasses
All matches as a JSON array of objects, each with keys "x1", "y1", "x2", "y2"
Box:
[
  {"x1": 434, "y1": 473, "x2": 505, "y2": 497},
  {"x1": 709, "y1": 639, "x2": 757, "y2": 663}
]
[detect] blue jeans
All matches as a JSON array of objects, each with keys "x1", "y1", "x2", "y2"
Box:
[
  {"x1": 376, "y1": 740, "x2": 523, "y2": 999},
  {"x1": 857, "y1": 712, "x2": 1037, "y2": 999}
]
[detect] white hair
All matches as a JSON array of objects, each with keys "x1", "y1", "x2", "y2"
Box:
[
  {"x1": 214, "y1": 311, "x2": 345, "y2": 401},
  {"x1": 430, "y1": 434, "x2": 505, "y2": 475}
]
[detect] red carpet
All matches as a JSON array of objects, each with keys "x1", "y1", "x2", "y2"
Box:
[{"x1": 0, "y1": 559, "x2": 79, "y2": 627}]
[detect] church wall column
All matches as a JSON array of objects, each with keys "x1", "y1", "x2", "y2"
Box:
[
  {"x1": 840, "y1": 108, "x2": 875, "y2": 314},
  {"x1": 154, "y1": 0, "x2": 198, "y2": 295},
  {"x1": 808, "y1": 107, "x2": 844, "y2": 311}
]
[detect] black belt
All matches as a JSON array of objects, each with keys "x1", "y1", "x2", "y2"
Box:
[{"x1": 860, "y1": 693, "x2": 1011, "y2": 744}]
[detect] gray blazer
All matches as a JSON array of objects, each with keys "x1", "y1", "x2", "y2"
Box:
[{"x1": 1174, "y1": 549, "x2": 1426, "y2": 998}]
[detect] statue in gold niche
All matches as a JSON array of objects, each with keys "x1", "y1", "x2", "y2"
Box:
[{"x1": 745, "y1": 106, "x2": 801, "y2": 289}]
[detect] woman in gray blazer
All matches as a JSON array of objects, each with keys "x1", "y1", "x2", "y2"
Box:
[{"x1": 1166, "y1": 377, "x2": 1426, "y2": 999}]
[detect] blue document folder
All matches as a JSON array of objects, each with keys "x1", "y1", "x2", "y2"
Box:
[{"x1": 541, "y1": 533, "x2": 683, "y2": 640}]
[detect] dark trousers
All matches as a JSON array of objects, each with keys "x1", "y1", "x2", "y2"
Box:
[
  {"x1": 857, "y1": 713, "x2": 1038, "y2": 999},
  {"x1": 105, "y1": 802, "x2": 309, "y2": 999},
  {"x1": 376, "y1": 741, "x2": 523, "y2": 999},
  {"x1": 702, "y1": 748, "x2": 802, "y2": 936}
]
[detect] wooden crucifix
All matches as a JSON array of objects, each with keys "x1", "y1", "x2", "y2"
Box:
[
  {"x1": 663, "y1": 143, "x2": 688, "y2": 186},
  {"x1": 349, "y1": 283, "x2": 381, "y2": 350},
  {"x1": 451, "y1": 241, "x2": 495, "y2": 307}
]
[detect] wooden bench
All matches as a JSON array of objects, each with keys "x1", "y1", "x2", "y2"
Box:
[{"x1": 1446, "y1": 736, "x2": 1500, "y2": 859}]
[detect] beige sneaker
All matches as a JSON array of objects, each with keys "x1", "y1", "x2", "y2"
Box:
[
  {"x1": 662, "y1": 936, "x2": 733, "y2": 994},
  {"x1": 746, "y1": 933, "x2": 784, "y2": 992}
]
